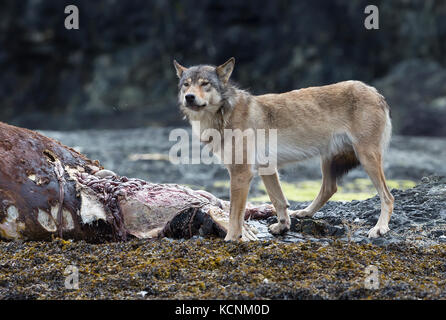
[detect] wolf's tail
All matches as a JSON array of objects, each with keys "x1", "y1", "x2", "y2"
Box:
[{"x1": 329, "y1": 148, "x2": 360, "y2": 181}]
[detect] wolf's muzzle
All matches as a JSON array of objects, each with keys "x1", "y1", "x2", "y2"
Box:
[
  {"x1": 185, "y1": 94, "x2": 206, "y2": 110},
  {"x1": 185, "y1": 94, "x2": 195, "y2": 103}
]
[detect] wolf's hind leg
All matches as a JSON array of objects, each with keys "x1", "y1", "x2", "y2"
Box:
[
  {"x1": 354, "y1": 145, "x2": 394, "y2": 238},
  {"x1": 290, "y1": 158, "x2": 337, "y2": 218},
  {"x1": 261, "y1": 170, "x2": 290, "y2": 235}
]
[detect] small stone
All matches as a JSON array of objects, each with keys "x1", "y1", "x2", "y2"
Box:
[{"x1": 137, "y1": 291, "x2": 148, "y2": 297}]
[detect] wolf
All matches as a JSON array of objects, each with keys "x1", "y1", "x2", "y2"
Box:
[{"x1": 173, "y1": 57, "x2": 394, "y2": 241}]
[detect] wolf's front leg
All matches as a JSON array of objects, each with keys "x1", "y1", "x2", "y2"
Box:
[
  {"x1": 225, "y1": 165, "x2": 253, "y2": 241},
  {"x1": 261, "y1": 170, "x2": 290, "y2": 235}
]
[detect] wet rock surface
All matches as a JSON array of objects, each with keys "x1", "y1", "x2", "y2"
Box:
[
  {"x1": 374, "y1": 60, "x2": 446, "y2": 137},
  {"x1": 255, "y1": 176, "x2": 446, "y2": 247}
]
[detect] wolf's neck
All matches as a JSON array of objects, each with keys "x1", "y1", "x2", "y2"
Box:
[{"x1": 188, "y1": 107, "x2": 229, "y2": 142}]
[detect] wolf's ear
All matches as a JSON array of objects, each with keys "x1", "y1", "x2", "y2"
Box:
[
  {"x1": 216, "y1": 57, "x2": 235, "y2": 84},
  {"x1": 173, "y1": 60, "x2": 187, "y2": 78}
]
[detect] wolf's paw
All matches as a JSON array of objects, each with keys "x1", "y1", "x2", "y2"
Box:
[
  {"x1": 239, "y1": 225, "x2": 258, "y2": 241},
  {"x1": 290, "y1": 209, "x2": 314, "y2": 218},
  {"x1": 268, "y1": 222, "x2": 290, "y2": 236},
  {"x1": 224, "y1": 233, "x2": 243, "y2": 242},
  {"x1": 367, "y1": 224, "x2": 390, "y2": 238}
]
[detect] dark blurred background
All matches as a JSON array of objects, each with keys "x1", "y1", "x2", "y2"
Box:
[{"x1": 0, "y1": 0, "x2": 445, "y2": 135}]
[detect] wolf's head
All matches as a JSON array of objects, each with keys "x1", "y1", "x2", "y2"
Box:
[{"x1": 173, "y1": 58, "x2": 235, "y2": 116}]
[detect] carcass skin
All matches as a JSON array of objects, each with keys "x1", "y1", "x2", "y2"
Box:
[{"x1": 0, "y1": 122, "x2": 274, "y2": 242}]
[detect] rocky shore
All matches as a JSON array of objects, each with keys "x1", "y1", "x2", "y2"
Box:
[
  {"x1": 259, "y1": 176, "x2": 446, "y2": 247},
  {"x1": 1, "y1": 176, "x2": 446, "y2": 301},
  {"x1": 0, "y1": 127, "x2": 445, "y2": 299},
  {"x1": 1, "y1": 238, "x2": 445, "y2": 299}
]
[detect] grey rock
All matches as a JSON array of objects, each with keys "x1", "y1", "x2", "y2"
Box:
[{"x1": 257, "y1": 176, "x2": 446, "y2": 246}]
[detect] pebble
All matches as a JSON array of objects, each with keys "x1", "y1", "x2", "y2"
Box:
[{"x1": 137, "y1": 291, "x2": 148, "y2": 297}]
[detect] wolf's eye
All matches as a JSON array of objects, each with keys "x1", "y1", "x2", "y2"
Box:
[
  {"x1": 183, "y1": 82, "x2": 190, "y2": 87},
  {"x1": 201, "y1": 81, "x2": 209, "y2": 86}
]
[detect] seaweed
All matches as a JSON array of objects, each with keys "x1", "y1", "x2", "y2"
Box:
[{"x1": 0, "y1": 239, "x2": 444, "y2": 299}]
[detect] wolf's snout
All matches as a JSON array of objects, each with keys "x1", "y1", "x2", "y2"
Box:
[
  {"x1": 185, "y1": 94, "x2": 195, "y2": 104},
  {"x1": 184, "y1": 94, "x2": 205, "y2": 110}
]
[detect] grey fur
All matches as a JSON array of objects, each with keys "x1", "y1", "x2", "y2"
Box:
[{"x1": 177, "y1": 64, "x2": 241, "y2": 114}]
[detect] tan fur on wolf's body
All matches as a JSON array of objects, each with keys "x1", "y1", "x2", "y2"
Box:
[{"x1": 174, "y1": 58, "x2": 394, "y2": 241}]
